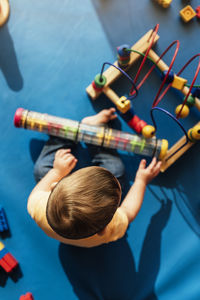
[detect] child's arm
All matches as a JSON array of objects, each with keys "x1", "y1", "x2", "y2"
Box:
[
  {"x1": 29, "y1": 149, "x2": 77, "y2": 195},
  {"x1": 120, "y1": 157, "x2": 161, "y2": 223}
]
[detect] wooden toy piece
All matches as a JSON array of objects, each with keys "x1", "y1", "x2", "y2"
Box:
[
  {"x1": 180, "y1": 5, "x2": 196, "y2": 22},
  {"x1": 0, "y1": 0, "x2": 10, "y2": 27},
  {"x1": 86, "y1": 29, "x2": 159, "y2": 100},
  {"x1": 142, "y1": 125, "x2": 156, "y2": 138},
  {"x1": 196, "y1": 6, "x2": 200, "y2": 19},
  {"x1": 175, "y1": 104, "x2": 190, "y2": 118},
  {"x1": 14, "y1": 108, "x2": 168, "y2": 160},
  {"x1": 19, "y1": 292, "x2": 34, "y2": 300},
  {"x1": 116, "y1": 96, "x2": 131, "y2": 114},
  {"x1": 148, "y1": 49, "x2": 200, "y2": 111},
  {"x1": 0, "y1": 206, "x2": 9, "y2": 233},
  {"x1": 0, "y1": 241, "x2": 18, "y2": 273},
  {"x1": 171, "y1": 75, "x2": 187, "y2": 91},
  {"x1": 103, "y1": 86, "x2": 131, "y2": 113},
  {"x1": 156, "y1": 0, "x2": 172, "y2": 8},
  {"x1": 188, "y1": 124, "x2": 200, "y2": 142},
  {"x1": 161, "y1": 122, "x2": 200, "y2": 172}
]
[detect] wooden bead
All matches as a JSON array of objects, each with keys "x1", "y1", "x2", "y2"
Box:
[
  {"x1": 142, "y1": 125, "x2": 156, "y2": 138},
  {"x1": 185, "y1": 95, "x2": 195, "y2": 107},
  {"x1": 175, "y1": 104, "x2": 190, "y2": 118},
  {"x1": 94, "y1": 74, "x2": 107, "y2": 88}
]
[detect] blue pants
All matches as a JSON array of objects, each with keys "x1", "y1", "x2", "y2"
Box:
[{"x1": 34, "y1": 136, "x2": 125, "y2": 183}]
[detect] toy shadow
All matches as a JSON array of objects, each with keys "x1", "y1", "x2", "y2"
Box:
[
  {"x1": 0, "y1": 264, "x2": 23, "y2": 287},
  {"x1": 59, "y1": 199, "x2": 172, "y2": 300},
  {"x1": 0, "y1": 25, "x2": 23, "y2": 91}
]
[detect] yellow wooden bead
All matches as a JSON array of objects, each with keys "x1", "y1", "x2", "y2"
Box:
[
  {"x1": 188, "y1": 125, "x2": 200, "y2": 141},
  {"x1": 159, "y1": 139, "x2": 168, "y2": 160},
  {"x1": 175, "y1": 104, "x2": 189, "y2": 118},
  {"x1": 142, "y1": 125, "x2": 155, "y2": 138}
]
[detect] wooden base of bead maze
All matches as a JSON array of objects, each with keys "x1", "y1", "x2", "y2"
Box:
[
  {"x1": 0, "y1": 0, "x2": 10, "y2": 27},
  {"x1": 160, "y1": 122, "x2": 200, "y2": 172},
  {"x1": 86, "y1": 29, "x2": 160, "y2": 106}
]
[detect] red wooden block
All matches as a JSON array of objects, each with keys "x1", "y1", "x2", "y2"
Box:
[
  {"x1": 0, "y1": 252, "x2": 18, "y2": 272},
  {"x1": 196, "y1": 6, "x2": 200, "y2": 19},
  {"x1": 19, "y1": 292, "x2": 34, "y2": 300}
]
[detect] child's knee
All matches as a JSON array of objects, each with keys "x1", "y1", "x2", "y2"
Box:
[
  {"x1": 34, "y1": 161, "x2": 51, "y2": 183},
  {"x1": 107, "y1": 156, "x2": 125, "y2": 179}
]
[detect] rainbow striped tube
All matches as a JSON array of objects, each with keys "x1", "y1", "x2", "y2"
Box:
[{"x1": 14, "y1": 108, "x2": 168, "y2": 160}]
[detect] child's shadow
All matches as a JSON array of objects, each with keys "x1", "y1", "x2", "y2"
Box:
[{"x1": 59, "y1": 199, "x2": 172, "y2": 300}]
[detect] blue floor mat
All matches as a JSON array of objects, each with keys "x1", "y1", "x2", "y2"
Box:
[{"x1": 1, "y1": 0, "x2": 200, "y2": 299}]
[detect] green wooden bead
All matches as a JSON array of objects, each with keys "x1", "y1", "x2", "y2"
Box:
[
  {"x1": 94, "y1": 74, "x2": 107, "y2": 88},
  {"x1": 185, "y1": 95, "x2": 195, "y2": 107}
]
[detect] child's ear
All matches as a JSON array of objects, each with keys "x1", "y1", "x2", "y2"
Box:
[
  {"x1": 50, "y1": 182, "x2": 58, "y2": 191},
  {"x1": 97, "y1": 227, "x2": 107, "y2": 236}
]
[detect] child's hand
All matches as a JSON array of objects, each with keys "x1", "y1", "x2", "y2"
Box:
[
  {"x1": 53, "y1": 149, "x2": 77, "y2": 178},
  {"x1": 81, "y1": 108, "x2": 117, "y2": 125},
  {"x1": 135, "y1": 157, "x2": 162, "y2": 185}
]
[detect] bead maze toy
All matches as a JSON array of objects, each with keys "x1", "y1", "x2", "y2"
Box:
[
  {"x1": 0, "y1": 0, "x2": 10, "y2": 27},
  {"x1": 0, "y1": 241, "x2": 18, "y2": 273},
  {"x1": 86, "y1": 25, "x2": 200, "y2": 172},
  {"x1": 14, "y1": 108, "x2": 168, "y2": 160}
]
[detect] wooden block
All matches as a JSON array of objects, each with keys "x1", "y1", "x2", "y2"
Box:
[
  {"x1": 86, "y1": 29, "x2": 160, "y2": 100},
  {"x1": 180, "y1": 5, "x2": 196, "y2": 23},
  {"x1": 171, "y1": 75, "x2": 187, "y2": 91}
]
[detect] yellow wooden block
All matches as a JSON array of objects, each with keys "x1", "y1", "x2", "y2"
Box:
[
  {"x1": 116, "y1": 97, "x2": 131, "y2": 113},
  {"x1": 0, "y1": 241, "x2": 5, "y2": 251},
  {"x1": 180, "y1": 5, "x2": 196, "y2": 22},
  {"x1": 171, "y1": 75, "x2": 187, "y2": 91},
  {"x1": 157, "y1": 0, "x2": 172, "y2": 8}
]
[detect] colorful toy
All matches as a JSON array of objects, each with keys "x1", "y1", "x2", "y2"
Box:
[
  {"x1": 196, "y1": 6, "x2": 200, "y2": 19},
  {"x1": 180, "y1": 5, "x2": 196, "y2": 22},
  {"x1": 0, "y1": 241, "x2": 18, "y2": 273},
  {"x1": 19, "y1": 292, "x2": 34, "y2": 300},
  {"x1": 86, "y1": 25, "x2": 200, "y2": 171},
  {"x1": 155, "y1": 0, "x2": 172, "y2": 8},
  {"x1": 0, "y1": 206, "x2": 9, "y2": 233},
  {"x1": 0, "y1": 0, "x2": 10, "y2": 26},
  {"x1": 14, "y1": 108, "x2": 168, "y2": 160}
]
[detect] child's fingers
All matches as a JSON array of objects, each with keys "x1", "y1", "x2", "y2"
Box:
[
  {"x1": 153, "y1": 161, "x2": 162, "y2": 176},
  {"x1": 66, "y1": 157, "x2": 78, "y2": 169},
  {"x1": 110, "y1": 114, "x2": 117, "y2": 120},
  {"x1": 55, "y1": 149, "x2": 71, "y2": 157},
  {"x1": 139, "y1": 159, "x2": 146, "y2": 169},
  {"x1": 147, "y1": 157, "x2": 157, "y2": 170}
]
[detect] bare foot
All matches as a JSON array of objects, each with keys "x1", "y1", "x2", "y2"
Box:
[{"x1": 81, "y1": 108, "x2": 117, "y2": 125}]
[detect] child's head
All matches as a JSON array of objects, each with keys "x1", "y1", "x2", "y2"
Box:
[{"x1": 46, "y1": 166, "x2": 121, "y2": 239}]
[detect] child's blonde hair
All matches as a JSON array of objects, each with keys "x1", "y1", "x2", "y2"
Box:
[{"x1": 46, "y1": 166, "x2": 121, "y2": 239}]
